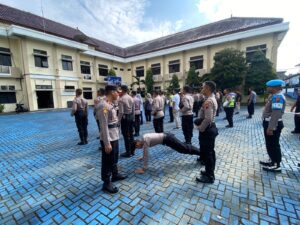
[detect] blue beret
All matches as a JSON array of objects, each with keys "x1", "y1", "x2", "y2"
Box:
[{"x1": 266, "y1": 79, "x2": 285, "y2": 87}]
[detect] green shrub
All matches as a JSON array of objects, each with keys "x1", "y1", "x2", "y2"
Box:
[{"x1": 0, "y1": 104, "x2": 4, "y2": 113}]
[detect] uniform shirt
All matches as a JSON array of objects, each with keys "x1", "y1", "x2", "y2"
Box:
[
  {"x1": 71, "y1": 96, "x2": 88, "y2": 116},
  {"x1": 172, "y1": 94, "x2": 180, "y2": 111},
  {"x1": 248, "y1": 91, "x2": 257, "y2": 104},
  {"x1": 118, "y1": 93, "x2": 135, "y2": 121},
  {"x1": 262, "y1": 91, "x2": 285, "y2": 130},
  {"x1": 94, "y1": 96, "x2": 106, "y2": 120},
  {"x1": 141, "y1": 133, "x2": 164, "y2": 169},
  {"x1": 97, "y1": 100, "x2": 119, "y2": 146},
  {"x1": 152, "y1": 95, "x2": 164, "y2": 118},
  {"x1": 180, "y1": 94, "x2": 194, "y2": 116},
  {"x1": 197, "y1": 94, "x2": 217, "y2": 132},
  {"x1": 133, "y1": 96, "x2": 142, "y2": 115}
]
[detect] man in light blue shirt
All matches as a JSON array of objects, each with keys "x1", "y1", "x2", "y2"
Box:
[{"x1": 172, "y1": 89, "x2": 181, "y2": 129}]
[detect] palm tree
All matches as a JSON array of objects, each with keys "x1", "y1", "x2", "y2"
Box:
[{"x1": 130, "y1": 76, "x2": 145, "y2": 90}]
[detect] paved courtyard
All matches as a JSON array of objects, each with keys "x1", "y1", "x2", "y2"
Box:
[{"x1": 0, "y1": 106, "x2": 299, "y2": 225}]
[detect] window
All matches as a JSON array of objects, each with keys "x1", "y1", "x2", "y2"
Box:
[
  {"x1": 154, "y1": 86, "x2": 161, "y2": 91},
  {"x1": 0, "y1": 47, "x2": 12, "y2": 67},
  {"x1": 189, "y1": 55, "x2": 203, "y2": 70},
  {"x1": 0, "y1": 85, "x2": 16, "y2": 103},
  {"x1": 127, "y1": 68, "x2": 131, "y2": 71},
  {"x1": 169, "y1": 60, "x2": 180, "y2": 73},
  {"x1": 83, "y1": 87, "x2": 93, "y2": 99},
  {"x1": 61, "y1": 55, "x2": 73, "y2": 71},
  {"x1": 33, "y1": 49, "x2": 48, "y2": 68},
  {"x1": 98, "y1": 64, "x2": 108, "y2": 76},
  {"x1": 120, "y1": 68, "x2": 124, "y2": 71},
  {"x1": 246, "y1": 44, "x2": 267, "y2": 63},
  {"x1": 151, "y1": 63, "x2": 161, "y2": 75},
  {"x1": 136, "y1": 66, "x2": 144, "y2": 77},
  {"x1": 113, "y1": 67, "x2": 118, "y2": 70},
  {"x1": 80, "y1": 61, "x2": 91, "y2": 74},
  {"x1": 64, "y1": 86, "x2": 75, "y2": 92}
]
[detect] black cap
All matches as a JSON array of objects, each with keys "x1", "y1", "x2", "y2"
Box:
[
  {"x1": 121, "y1": 85, "x2": 128, "y2": 92},
  {"x1": 105, "y1": 85, "x2": 117, "y2": 92}
]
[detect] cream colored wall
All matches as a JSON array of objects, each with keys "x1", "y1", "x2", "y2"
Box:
[
  {"x1": 184, "y1": 47, "x2": 207, "y2": 71},
  {"x1": 56, "y1": 46, "x2": 78, "y2": 77},
  {"x1": 0, "y1": 78, "x2": 24, "y2": 112},
  {"x1": 26, "y1": 39, "x2": 56, "y2": 75},
  {"x1": 240, "y1": 34, "x2": 274, "y2": 63}
]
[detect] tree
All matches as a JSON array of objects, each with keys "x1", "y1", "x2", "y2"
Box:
[
  {"x1": 145, "y1": 68, "x2": 154, "y2": 93},
  {"x1": 131, "y1": 76, "x2": 145, "y2": 90},
  {"x1": 186, "y1": 66, "x2": 201, "y2": 89},
  {"x1": 210, "y1": 48, "x2": 247, "y2": 90},
  {"x1": 245, "y1": 50, "x2": 277, "y2": 95},
  {"x1": 108, "y1": 68, "x2": 116, "y2": 76},
  {"x1": 167, "y1": 74, "x2": 180, "y2": 93}
]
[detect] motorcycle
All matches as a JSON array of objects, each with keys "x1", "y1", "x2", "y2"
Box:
[{"x1": 15, "y1": 103, "x2": 28, "y2": 113}]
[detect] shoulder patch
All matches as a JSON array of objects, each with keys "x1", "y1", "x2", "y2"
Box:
[
  {"x1": 204, "y1": 101, "x2": 211, "y2": 109},
  {"x1": 103, "y1": 107, "x2": 108, "y2": 114}
]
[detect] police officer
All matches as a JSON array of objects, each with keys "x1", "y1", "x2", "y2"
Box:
[
  {"x1": 97, "y1": 85, "x2": 127, "y2": 193},
  {"x1": 118, "y1": 85, "x2": 135, "y2": 157},
  {"x1": 132, "y1": 90, "x2": 141, "y2": 137},
  {"x1": 180, "y1": 86, "x2": 194, "y2": 144},
  {"x1": 195, "y1": 81, "x2": 218, "y2": 183},
  {"x1": 260, "y1": 79, "x2": 285, "y2": 172},
  {"x1": 223, "y1": 88, "x2": 236, "y2": 128},
  {"x1": 290, "y1": 89, "x2": 300, "y2": 133},
  {"x1": 71, "y1": 88, "x2": 88, "y2": 145},
  {"x1": 152, "y1": 90, "x2": 164, "y2": 132}
]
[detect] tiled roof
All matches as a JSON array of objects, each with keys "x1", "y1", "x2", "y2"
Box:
[{"x1": 0, "y1": 4, "x2": 283, "y2": 58}]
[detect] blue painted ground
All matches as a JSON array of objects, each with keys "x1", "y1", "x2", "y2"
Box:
[{"x1": 0, "y1": 106, "x2": 299, "y2": 225}]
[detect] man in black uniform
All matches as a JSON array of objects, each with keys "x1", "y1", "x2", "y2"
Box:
[
  {"x1": 98, "y1": 85, "x2": 127, "y2": 193},
  {"x1": 195, "y1": 81, "x2": 218, "y2": 183},
  {"x1": 118, "y1": 85, "x2": 135, "y2": 157},
  {"x1": 290, "y1": 89, "x2": 300, "y2": 134}
]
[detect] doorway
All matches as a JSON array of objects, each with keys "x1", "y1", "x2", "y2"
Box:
[{"x1": 36, "y1": 91, "x2": 54, "y2": 109}]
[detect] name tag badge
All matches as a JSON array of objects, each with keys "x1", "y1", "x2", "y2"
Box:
[{"x1": 271, "y1": 95, "x2": 284, "y2": 110}]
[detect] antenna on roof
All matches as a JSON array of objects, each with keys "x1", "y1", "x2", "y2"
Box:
[{"x1": 40, "y1": 0, "x2": 46, "y2": 33}]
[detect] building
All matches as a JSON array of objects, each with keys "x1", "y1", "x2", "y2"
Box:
[{"x1": 0, "y1": 4, "x2": 289, "y2": 112}]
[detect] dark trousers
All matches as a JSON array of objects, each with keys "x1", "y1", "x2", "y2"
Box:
[
  {"x1": 75, "y1": 110, "x2": 88, "y2": 142},
  {"x1": 224, "y1": 107, "x2": 234, "y2": 127},
  {"x1": 100, "y1": 140, "x2": 119, "y2": 183},
  {"x1": 145, "y1": 110, "x2": 151, "y2": 122},
  {"x1": 263, "y1": 121, "x2": 283, "y2": 164},
  {"x1": 163, "y1": 133, "x2": 200, "y2": 155},
  {"x1": 248, "y1": 102, "x2": 255, "y2": 117},
  {"x1": 199, "y1": 124, "x2": 218, "y2": 178},
  {"x1": 294, "y1": 114, "x2": 300, "y2": 132},
  {"x1": 134, "y1": 115, "x2": 141, "y2": 135},
  {"x1": 169, "y1": 106, "x2": 174, "y2": 122},
  {"x1": 182, "y1": 115, "x2": 194, "y2": 144},
  {"x1": 140, "y1": 111, "x2": 143, "y2": 125},
  {"x1": 193, "y1": 102, "x2": 200, "y2": 117},
  {"x1": 121, "y1": 117, "x2": 134, "y2": 154},
  {"x1": 153, "y1": 117, "x2": 164, "y2": 133}
]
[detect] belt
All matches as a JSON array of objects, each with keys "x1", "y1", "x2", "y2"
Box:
[
  {"x1": 108, "y1": 123, "x2": 119, "y2": 129},
  {"x1": 264, "y1": 118, "x2": 282, "y2": 122}
]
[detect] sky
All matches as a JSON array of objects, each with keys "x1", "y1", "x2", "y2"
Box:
[{"x1": 1, "y1": 0, "x2": 299, "y2": 73}]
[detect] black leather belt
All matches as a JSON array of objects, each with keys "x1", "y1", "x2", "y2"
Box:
[{"x1": 108, "y1": 123, "x2": 119, "y2": 129}]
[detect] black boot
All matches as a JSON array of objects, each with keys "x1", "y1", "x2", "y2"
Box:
[
  {"x1": 102, "y1": 182, "x2": 118, "y2": 193},
  {"x1": 112, "y1": 173, "x2": 128, "y2": 182},
  {"x1": 120, "y1": 152, "x2": 132, "y2": 158},
  {"x1": 77, "y1": 133, "x2": 85, "y2": 145}
]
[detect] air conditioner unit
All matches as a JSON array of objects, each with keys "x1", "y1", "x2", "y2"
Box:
[
  {"x1": 84, "y1": 74, "x2": 91, "y2": 80},
  {"x1": 0, "y1": 65, "x2": 10, "y2": 74},
  {"x1": 196, "y1": 69, "x2": 207, "y2": 77}
]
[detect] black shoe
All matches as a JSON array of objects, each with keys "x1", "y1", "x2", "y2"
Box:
[
  {"x1": 225, "y1": 125, "x2": 233, "y2": 128},
  {"x1": 196, "y1": 175, "x2": 214, "y2": 184},
  {"x1": 112, "y1": 174, "x2": 128, "y2": 182},
  {"x1": 200, "y1": 170, "x2": 207, "y2": 176},
  {"x1": 77, "y1": 141, "x2": 85, "y2": 145},
  {"x1": 298, "y1": 163, "x2": 300, "y2": 167},
  {"x1": 120, "y1": 152, "x2": 132, "y2": 158},
  {"x1": 246, "y1": 116, "x2": 252, "y2": 119},
  {"x1": 97, "y1": 137, "x2": 100, "y2": 139},
  {"x1": 84, "y1": 141, "x2": 88, "y2": 145},
  {"x1": 235, "y1": 112, "x2": 239, "y2": 114},
  {"x1": 291, "y1": 130, "x2": 300, "y2": 134},
  {"x1": 259, "y1": 160, "x2": 272, "y2": 166},
  {"x1": 98, "y1": 146, "x2": 102, "y2": 151},
  {"x1": 102, "y1": 182, "x2": 118, "y2": 193},
  {"x1": 262, "y1": 163, "x2": 281, "y2": 172},
  {"x1": 134, "y1": 133, "x2": 139, "y2": 137}
]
